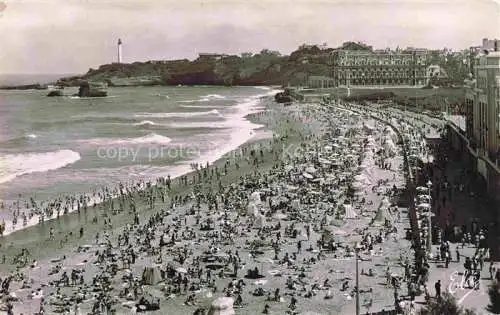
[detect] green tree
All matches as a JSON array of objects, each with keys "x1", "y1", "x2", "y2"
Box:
[
  {"x1": 159, "y1": 72, "x2": 171, "y2": 85},
  {"x1": 418, "y1": 293, "x2": 477, "y2": 315},
  {"x1": 488, "y1": 281, "x2": 500, "y2": 314}
]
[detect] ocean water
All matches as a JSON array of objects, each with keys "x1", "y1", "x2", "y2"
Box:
[
  {"x1": 0, "y1": 74, "x2": 75, "y2": 86},
  {"x1": 0, "y1": 85, "x2": 279, "y2": 220}
]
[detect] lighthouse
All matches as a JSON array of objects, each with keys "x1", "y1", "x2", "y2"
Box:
[{"x1": 117, "y1": 38, "x2": 123, "y2": 63}]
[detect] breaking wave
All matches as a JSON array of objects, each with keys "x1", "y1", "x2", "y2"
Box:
[
  {"x1": 177, "y1": 94, "x2": 226, "y2": 103},
  {"x1": 84, "y1": 133, "x2": 172, "y2": 146},
  {"x1": 0, "y1": 133, "x2": 40, "y2": 145},
  {"x1": 199, "y1": 94, "x2": 226, "y2": 102},
  {"x1": 0, "y1": 150, "x2": 81, "y2": 184},
  {"x1": 134, "y1": 109, "x2": 220, "y2": 118},
  {"x1": 179, "y1": 104, "x2": 226, "y2": 109},
  {"x1": 133, "y1": 120, "x2": 157, "y2": 126}
]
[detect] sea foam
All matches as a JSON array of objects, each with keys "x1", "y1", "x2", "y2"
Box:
[
  {"x1": 190, "y1": 88, "x2": 282, "y2": 166},
  {"x1": 179, "y1": 104, "x2": 226, "y2": 109},
  {"x1": 0, "y1": 149, "x2": 81, "y2": 184},
  {"x1": 133, "y1": 120, "x2": 157, "y2": 126},
  {"x1": 134, "y1": 109, "x2": 220, "y2": 118},
  {"x1": 84, "y1": 133, "x2": 172, "y2": 146}
]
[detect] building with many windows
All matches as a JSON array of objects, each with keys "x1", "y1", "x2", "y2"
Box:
[
  {"x1": 465, "y1": 47, "x2": 500, "y2": 166},
  {"x1": 482, "y1": 38, "x2": 500, "y2": 52},
  {"x1": 330, "y1": 49, "x2": 428, "y2": 87}
]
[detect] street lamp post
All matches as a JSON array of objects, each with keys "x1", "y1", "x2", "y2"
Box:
[
  {"x1": 426, "y1": 180, "x2": 433, "y2": 254},
  {"x1": 355, "y1": 242, "x2": 362, "y2": 315}
]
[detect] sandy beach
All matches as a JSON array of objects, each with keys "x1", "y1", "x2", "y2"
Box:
[{"x1": 0, "y1": 99, "x2": 417, "y2": 315}]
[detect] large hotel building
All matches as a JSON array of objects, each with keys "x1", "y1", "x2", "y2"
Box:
[{"x1": 329, "y1": 50, "x2": 428, "y2": 87}]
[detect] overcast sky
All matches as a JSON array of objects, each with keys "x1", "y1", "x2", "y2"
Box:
[{"x1": 1, "y1": 0, "x2": 499, "y2": 74}]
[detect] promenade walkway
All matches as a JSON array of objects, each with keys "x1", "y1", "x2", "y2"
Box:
[
  {"x1": 354, "y1": 102, "x2": 497, "y2": 314},
  {"x1": 410, "y1": 140, "x2": 498, "y2": 315}
]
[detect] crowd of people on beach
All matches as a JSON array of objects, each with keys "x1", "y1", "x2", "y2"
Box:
[
  {"x1": 0, "y1": 99, "x2": 422, "y2": 315},
  {"x1": 2, "y1": 97, "x2": 496, "y2": 315}
]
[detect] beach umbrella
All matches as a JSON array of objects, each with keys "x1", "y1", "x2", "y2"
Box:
[
  {"x1": 420, "y1": 212, "x2": 435, "y2": 217},
  {"x1": 214, "y1": 252, "x2": 230, "y2": 259},
  {"x1": 417, "y1": 203, "x2": 431, "y2": 209},
  {"x1": 305, "y1": 166, "x2": 317, "y2": 174},
  {"x1": 273, "y1": 213, "x2": 288, "y2": 220},
  {"x1": 318, "y1": 157, "x2": 331, "y2": 165},
  {"x1": 343, "y1": 204, "x2": 358, "y2": 219},
  {"x1": 209, "y1": 297, "x2": 235, "y2": 315},
  {"x1": 352, "y1": 181, "x2": 365, "y2": 190},
  {"x1": 302, "y1": 172, "x2": 314, "y2": 179},
  {"x1": 284, "y1": 165, "x2": 294, "y2": 172},
  {"x1": 249, "y1": 191, "x2": 262, "y2": 203},
  {"x1": 332, "y1": 229, "x2": 348, "y2": 236},
  {"x1": 176, "y1": 267, "x2": 187, "y2": 274},
  {"x1": 416, "y1": 187, "x2": 429, "y2": 193},
  {"x1": 141, "y1": 266, "x2": 162, "y2": 285},
  {"x1": 268, "y1": 269, "x2": 282, "y2": 276},
  {"x1": 417, "y1": 195, "x2": 431, "y2": 203}
]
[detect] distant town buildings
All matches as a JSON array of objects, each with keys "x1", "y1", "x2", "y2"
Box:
[
  {"x1": 330, "y1": 49, "x2": 428, "y2": 87},
  {"x1": 150, "y1": 60, "x2": 169, "y2": 65},
  {"x1": 482, "y1": 38, "x2": 500, "y2": 52},
  {"x1": 198, "y1": 53, "x2": 229, "y2": 61},
  {"x1": 468, "y1": 38, "x2": 500, "y2": 75}
]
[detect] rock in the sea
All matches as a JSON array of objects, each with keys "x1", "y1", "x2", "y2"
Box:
[
  {"x1": 47, "y1": 90, "x2": 63, "y2": 97},
  {"x1": 78, "y1": 81, "x2": 108, "y2": 97},
  {"x1": 274, "y1": 87, "x2": 304, "y2": 103}
]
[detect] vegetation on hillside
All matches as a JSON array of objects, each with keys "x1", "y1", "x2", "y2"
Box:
[{"x1": 427, "y1": 50, "x2": 470, "y2": 85}]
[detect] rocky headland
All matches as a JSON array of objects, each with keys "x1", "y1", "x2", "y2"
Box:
[{"x1": 55, "y1": 43, "x2": 352, "y2": 88}]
